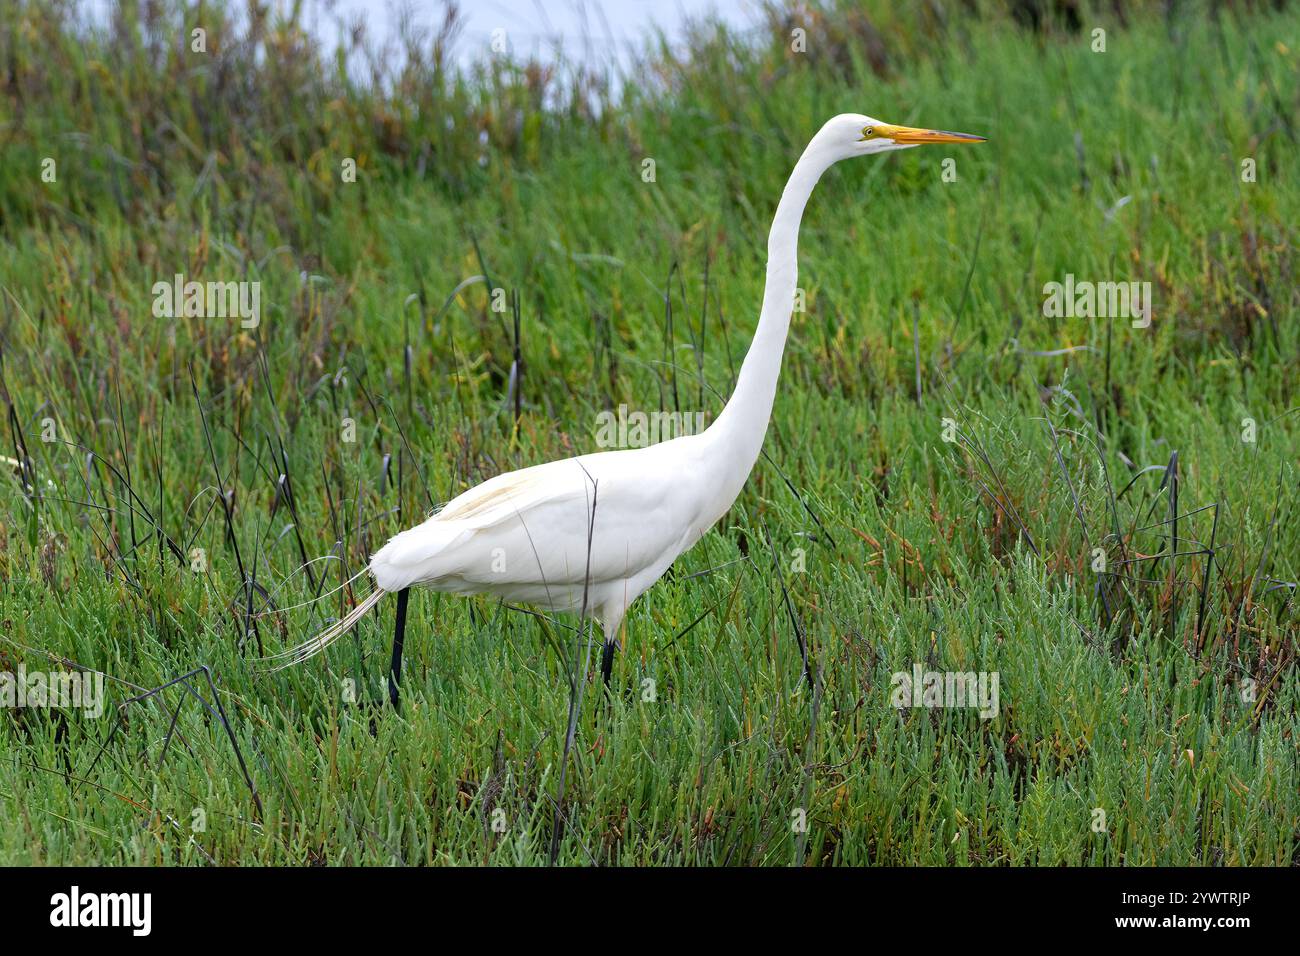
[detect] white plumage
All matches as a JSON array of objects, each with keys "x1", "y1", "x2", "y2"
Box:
[
  {"x1": 371, "y1": 438, "x2": 719, "y2": 628},
  {"x1": 274, "y1": 113, "x2": 984, "y2": 688}
]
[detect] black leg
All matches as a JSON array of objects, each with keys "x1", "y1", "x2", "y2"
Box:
[
  {"x1": 388, "y1": 587, "x2": 410, "y2": 709},
  {"x1": 600, "y1": 637, "x2": 618, "y2": 686}
]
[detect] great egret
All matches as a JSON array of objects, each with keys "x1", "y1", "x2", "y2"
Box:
[{"x1": 274, "y1": 114, "x2": 984, "y2": 704}]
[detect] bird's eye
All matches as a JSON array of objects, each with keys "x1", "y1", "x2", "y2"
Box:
[{"x1": 863, "y1": 126, "x2": 874, "y2": 137}]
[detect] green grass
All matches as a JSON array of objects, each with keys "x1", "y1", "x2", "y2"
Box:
[{"x1": 0, "y1": 0, "x2": 1296, "y2": 865}]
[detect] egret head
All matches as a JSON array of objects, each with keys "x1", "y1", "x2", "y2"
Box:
[{"x1": 816, "y1": 113, "x2": 986, "y2": 161}]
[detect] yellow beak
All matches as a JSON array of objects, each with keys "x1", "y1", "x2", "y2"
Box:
[{"x1": 876, "y1": 123, "x2": 986, "y2": 145}]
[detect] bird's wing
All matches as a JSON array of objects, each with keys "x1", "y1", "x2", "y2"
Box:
[
  {"x1": 435, "y1": 460, "x2": 584, "y2": 527},
  {"x1": 370, "y1": 441, "x2": 708, "y2": 595}
]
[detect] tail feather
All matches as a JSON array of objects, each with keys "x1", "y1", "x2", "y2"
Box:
[
  {"x1": 370, "y1": 519, "x2": 471, "y2": 591},
  {"x1": 261, "y1": 588, "x2": 386, "y2": 670}
]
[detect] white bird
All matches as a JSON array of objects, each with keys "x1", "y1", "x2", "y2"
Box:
[{"x1": 274, "y1": 114, "x2": 984, "y2": 704}]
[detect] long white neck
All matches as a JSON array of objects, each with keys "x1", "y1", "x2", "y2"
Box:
[{"x1": 702, "y1": 138, "x2": 836, "y2": 504}]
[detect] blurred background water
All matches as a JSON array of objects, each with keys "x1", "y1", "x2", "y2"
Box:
[{"x1": 83, "y1": 0, "x2": 762, "y2": 74}]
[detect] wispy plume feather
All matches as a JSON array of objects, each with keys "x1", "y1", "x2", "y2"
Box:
[{"x1": 261, "y1": 589, "x2": 386, "y2": 670}]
